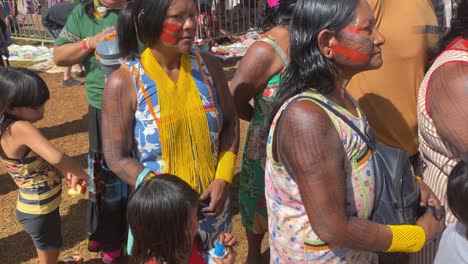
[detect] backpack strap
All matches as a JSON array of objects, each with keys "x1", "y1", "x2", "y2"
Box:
[{"x1": 307, "y1": 97, "x2": 376, "y2": 151}]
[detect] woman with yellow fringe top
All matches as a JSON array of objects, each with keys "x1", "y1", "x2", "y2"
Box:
[
  {"x1": 263, "y1": 0, "x2": 445, "y2": 262},
  {"x1": 101, "y1": 0, "x2": 239, "y2": 255}
]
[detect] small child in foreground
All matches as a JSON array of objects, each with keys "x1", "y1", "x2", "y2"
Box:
[
  {"x1": 434, "y1": 154, "x2": 468, "y2": 264},
  {"x1": 0, "y1": 67, "x2": 88, "y2": 264},
  {"x1": 127, "y1": 174, "x2": 237, "y2": 264}
]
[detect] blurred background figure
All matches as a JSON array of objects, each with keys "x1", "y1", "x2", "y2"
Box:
[{"x1": 42, "y1": 1, "x2": 83, "y2": 87}]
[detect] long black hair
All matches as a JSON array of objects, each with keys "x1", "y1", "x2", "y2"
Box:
[
  {"x1": 447, "y1": 154, "x2": 468, "y2": 239},
  {"x1": 0, "y1": 67, "x2": 49, "y2": 136},
  {"x1": 263, "y1": 0, "x2": 297, "y2": 27},
  {"x1": 428, "y1": 0, "x2": 468, "y2": 63},
  {"x1": 127, "y1": 174, "x2": 199, "y2": 264},
  {"x1": 266, "y1": 0, "x2": 358, "y2": 130},
  {"x1": 118, "y1": 0, "x2": 172, "y2": 60},
  {"x1": 81, "y1": 0, "x2": 96, "y2": 20}
]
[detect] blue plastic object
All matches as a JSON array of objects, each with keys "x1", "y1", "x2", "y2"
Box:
[{"x1": 213, "y1": 240, "x2": 226, "y2": 257}]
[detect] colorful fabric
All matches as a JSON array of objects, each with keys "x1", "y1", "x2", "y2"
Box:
[
  {"x1": 86, "y1": 105, "x2": 128, "y2": 252},
  {"x1": 146, "y1": 241, "x2": 207, "y2": 264},
  {"x1": 124, "y1": 47, "x2": 223, "y2": 194},
  {"x1": 139, "y1": 48, "x2": 216, "y2": 190},
  {"x1": 239, "y1": 36, "x2": 287, "y2": 234},
  {"x1": 0, "y1": 149, "x2": 62, "y2": 215},
  {"x1": 55, "y1": 3, "x2": 120, "y2": 109},
  {"x1": 265, "y1": 90, "x2": 377, "y2": 263},
  {"x1": 123, "y1": 48, "x2": 231, "y2": 254},
  {"x1": 417, "y1": 37, "x2": 468, "y2": 225}
]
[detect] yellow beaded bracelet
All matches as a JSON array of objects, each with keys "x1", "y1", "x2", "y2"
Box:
[
  {"x1": 386, "y1": 225, "x2": 426, "y2": 253},
  {"x1": 214, "y1": 151, "x2": 237, "y2": 183}
]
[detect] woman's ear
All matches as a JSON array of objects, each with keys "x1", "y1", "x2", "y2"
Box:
[{"x1": 317, "y1": 29, "x2": 335, "y2": 59}]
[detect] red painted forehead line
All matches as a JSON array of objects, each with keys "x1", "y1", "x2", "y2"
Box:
[{"x1": 343, "y1": 25, "x2": 362, "y2": 34}]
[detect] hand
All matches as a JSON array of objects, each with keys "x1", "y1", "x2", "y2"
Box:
[
  {"x1": 89, "y1": 29, "x2": 115, "y2": 49},
  {"x1": 418, "y1": 179, "x2": 443, "y2": 220},
  {"x1": 217, "y1": 232, "x2": 237, "y2": 247},
  {"x1": 200, "y1": 179, "x2": 228, "y2": 217},
  {"x1": 66, "y1": 172, "x2": 89, "y2": 194},
  {"x1": 212, "y1": 246, "x2": 237, "y2": 264},
  {"x1": 416, "y1": 208, "x2": 445, "y2": 243}
]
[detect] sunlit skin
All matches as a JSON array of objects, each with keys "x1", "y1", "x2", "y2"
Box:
[{"x1": 428, "y1": 38, "x2": 468, "y2": 155}]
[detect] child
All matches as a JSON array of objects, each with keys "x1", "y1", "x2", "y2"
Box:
[
  {"x1": 434, "y1": 154, "x2": 468, "y2": 263},
  {"x1": 0, "y1": 67, "x2": 88, "y2": 264},
  {"x1": 127, "y1": 174, "x2": 237, "y2": 264}
]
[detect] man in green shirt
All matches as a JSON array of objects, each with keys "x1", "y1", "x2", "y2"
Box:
[{"x1": 53, "y1": 1, "x2": 128, "y2": 263}]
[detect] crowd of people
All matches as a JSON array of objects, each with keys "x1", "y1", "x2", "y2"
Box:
[{"x1": 0, "y1": 0, "x2": 467, "y2": 263}]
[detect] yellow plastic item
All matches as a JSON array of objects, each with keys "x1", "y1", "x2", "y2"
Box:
[
  {"x1": 386, "y1": 225, "x2": 426, "y2": 253},
  {"x1": 68, "y1": 185, "x2": 83, "y2": 198},
  {"x1": 214, "y1": 151, "x2": 237, "y2": 184}
]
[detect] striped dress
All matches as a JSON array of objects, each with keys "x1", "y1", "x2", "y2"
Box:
[
  {"x1": 0, "y1": 149, "x2": 62, "y2": 215},
  {"x1": 414, "y1": 37, "x2": 468, "y2": 264},
  {"x1": 265, "y1": 91, "x2": 377, "y2": 263}
]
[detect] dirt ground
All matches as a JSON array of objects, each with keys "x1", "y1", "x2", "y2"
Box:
[{"x1": 0, "y1": 59, "x2": 269, "y2": 263}]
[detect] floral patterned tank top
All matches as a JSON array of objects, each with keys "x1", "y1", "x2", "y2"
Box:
[
  {"x1": 265, "y1": 91, "x2": 377, "y2": 263},
  {"x1": 123, "y1": 48, "x2": 223, "y2": 193}
]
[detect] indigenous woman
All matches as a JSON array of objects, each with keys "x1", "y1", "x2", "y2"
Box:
[
  {"x1": 264, "y1": 0, "x2": 444, "y2": 262},
  {"x1": 53, "y1": 1, "x2": 128, "y2": 262},
  {"x1": 416, "y1": 0, "x2": 468, "y2": 262},
  {"x1": 101, "y1": 0, "x2": 239, "y2": 254},
  {"x1": 229, "y1": 0, "x2": 295, "y2": 262}
]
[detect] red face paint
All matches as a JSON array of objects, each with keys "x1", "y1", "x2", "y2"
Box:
[
  {"x1": 331, "y1": 44, "x2": 370, "y2": 63},
  {"x1": 164, "y1": 21, "x2": 183, "y2": 32},
  {"x1": 344, "y1": 25, "x2": 363, "y2": 34},
  {"x1": 161, "y1": 31, "x2": 179, "y2": 45},
  {"x1": 161, "y1": 22, "x2": 184, "y2": 45}
]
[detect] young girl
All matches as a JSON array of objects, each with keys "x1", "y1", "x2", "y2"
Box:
[
  {"x1": 434, "y1": 155, "x2": 468, "y2": 263},
  {"x1": 127, "y1": 174, "x2": 237, "y2": 264},
  {"x1": 0, "y1": 67, "x2": 89, "y2": 264}
]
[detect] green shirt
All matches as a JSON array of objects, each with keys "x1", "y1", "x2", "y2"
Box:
[{"x1": 55, "y1": 4, "x2": 120, "y2": 109}]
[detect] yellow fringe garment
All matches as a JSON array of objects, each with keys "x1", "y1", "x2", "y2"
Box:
[{"x1": 141, "y1": 48, "x2": 215, "y2": 192}]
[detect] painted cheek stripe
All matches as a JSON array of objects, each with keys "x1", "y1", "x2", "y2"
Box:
[
  {"x1": 344, "y1": 26, "x2": 363, "y2": 34},
  {"x1": 161, "y1": 31, "x2": 178, "y2": 45},
  {"x1": 331, "y1": 44, "x2": 370, "y2": 63},
  {"x1": 164, "y1": 22, "x2": 184, "y2": 33}
]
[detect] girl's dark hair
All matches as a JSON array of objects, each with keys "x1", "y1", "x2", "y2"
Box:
[
  {"x1": 428, "y1": 0, "x2": 468, "y2": 63},
  {"x1": 81, "y1": 0, "x2": 96, "y2": 20},
  {"x1": 127, "y1": 174, "x2": 199, "y2": 264},
  {"x1": 265, "y1": 0, "x2": 358, "y2": 132},
  {"x1": 263, "y1": 0, "x2": 297, "y2": 26},
  {"x1": 0, "y1": 67, "x2": 49, "y2": 135},
  {"x1": 447, "y1": 153, "x2": 468, "y2": 239},
  {"x1": 118, "y1": 0, "x2": 172, "y2": 60}
]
